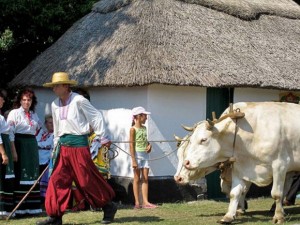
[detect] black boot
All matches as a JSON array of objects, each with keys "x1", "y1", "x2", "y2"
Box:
[
  {"x1": 101, "y1": 202, "x2": 117, "y2": 224},
  {"x1": 36, "y1": 216, "x2": 62, "y2": 225}
]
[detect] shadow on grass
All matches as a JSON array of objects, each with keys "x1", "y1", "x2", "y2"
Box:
[
  {"x1": 237, "y1": 208, "x2": 300, "y2": 224},
  {"x1": 113, "y1": 216, "x2": 163, "y2": 223},
  {"x1": 63, "y1": 223, "x2": 95, "y2": 225},
  {"x1": 195, "y1": 206, "x2": 300, "y2": 224},
  {"x1": 57, "y1": 216, "x2": 163, "y2": 225}
]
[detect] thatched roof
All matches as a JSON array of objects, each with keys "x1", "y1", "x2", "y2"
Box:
[{"x1": 9, "y1": 0, "x2": 300, "y2": 90}]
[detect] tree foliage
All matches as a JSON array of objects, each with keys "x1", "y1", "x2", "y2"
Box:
[
  {"x1": 0, "y1": 0, "x2": 98, "y2": 88},
  {"x1": 0, "y1": 29, "x2": 14, "y2": 51}
]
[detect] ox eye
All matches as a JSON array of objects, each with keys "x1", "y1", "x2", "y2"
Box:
[{"x1": 200, "y1": 138, "x2": 207, "y2": 144}]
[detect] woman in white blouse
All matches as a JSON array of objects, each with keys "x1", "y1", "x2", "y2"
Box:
[{"x1": 7, "y1": 88, "x2": 42, "y2": 217}]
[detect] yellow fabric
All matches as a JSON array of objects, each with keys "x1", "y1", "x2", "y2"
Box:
[{"x1": 88, "y1": 132, "x2": 109, "y2": 178}]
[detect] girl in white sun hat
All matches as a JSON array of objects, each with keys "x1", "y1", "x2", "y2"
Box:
[{"x1": 129, "y1": 106, "x2": 157, "y2": 209}]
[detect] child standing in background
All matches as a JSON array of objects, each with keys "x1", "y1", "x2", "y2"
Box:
[
  {"x1": 130, "y1": 106, "x2": 157, "y2": 209},
  {"x1": 36, "y1": 115, "x2": 54, "y2": 204}
]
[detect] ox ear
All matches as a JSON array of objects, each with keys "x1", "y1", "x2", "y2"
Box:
[
  {"x1": 206, "y1": 119, "x2": 214, "y2": 130},
  {"x1": 174, "y1": 134, "x2": 184, "y2": 147}
]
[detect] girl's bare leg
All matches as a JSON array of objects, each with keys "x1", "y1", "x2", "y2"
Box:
[{"x1": 133, "y1": 168, "x2": 141, "y2": 206}]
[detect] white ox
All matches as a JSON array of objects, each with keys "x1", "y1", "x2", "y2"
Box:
[
  {"x1": 174, "y1": 102, "x2": 300, "y2": 224},
  {"x1": 175, "y1": 133, "x2": 250, "y2": 214}
]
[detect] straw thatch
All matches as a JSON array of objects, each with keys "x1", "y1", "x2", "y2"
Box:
[
  {"x1": 94, "y1": 0, "x2": 300, "y2": 20},
  {"x1": 9, "y1": 0, "x2": 300, "y2": 90}
]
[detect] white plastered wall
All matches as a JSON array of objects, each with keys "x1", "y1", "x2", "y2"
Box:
[
  {"x1": 34, "y1": 86, "x2": 296, "y2": 178},
  {"x1": 34, "y1": 85, "x2": 206, "y2": 177}
]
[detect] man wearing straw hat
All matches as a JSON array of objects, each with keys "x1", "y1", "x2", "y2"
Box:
[{"x1": 36, "y1": 72, "x2": 117, "y2": 225}]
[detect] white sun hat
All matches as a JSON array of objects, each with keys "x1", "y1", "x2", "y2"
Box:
[{"x1": 132, "y1": 106, "x2": 151, "y2": 116}]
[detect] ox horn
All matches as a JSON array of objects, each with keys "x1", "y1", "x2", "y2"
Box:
[
  {"x1": 206, "y1": 119, "x2": 214, "y2": 129},
  {"x1": 181, "y1": 124, "x2": 194, "y2": 132},
  {"x1": 229, "y1": 103, "x2": 234, "y2": 113},
  {"x1": 174, "y1": 134, "x2": 184, "y2": 142},
  {"x1": 212, "y1": 111, "x2": 217, "y2": 123}
]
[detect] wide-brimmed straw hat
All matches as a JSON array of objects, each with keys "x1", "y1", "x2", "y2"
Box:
[{"x1": 43, "y1": 72, "x2": 78, "y2": 87}]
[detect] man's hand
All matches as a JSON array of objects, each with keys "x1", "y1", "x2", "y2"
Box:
[{"x1": 102, "y1": 141, "x2": 112, "y2": 149}]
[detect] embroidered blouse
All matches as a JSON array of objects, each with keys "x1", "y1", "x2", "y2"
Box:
[
  {"x1": 7, "y1": 107, "x2": 41, "y2": 140},
  {"x1": 0, "y1": 114, "x2": 14, "y2": 143},
  {"x1": 36, "y1": 128, "x2": 54, "y2": 165},
  {"x1": 51, "y1": 92, "x2": 109, "y2": 146}
]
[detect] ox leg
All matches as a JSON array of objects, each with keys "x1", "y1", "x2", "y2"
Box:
[
  {"x1": 219, "y1": 179, "x2": 245, "y2": 224},
  {"x1": 236, "y1": 181, "x2": 251, "y2": 215},
  {"x1": 282, "y1": 172, "x2": 296, "y2": 201},
  {"x1": 270, "y1": 172, "x2": 295, "y2": 213},
  {"x1": 221, "y1": 180, "x2": 246, "y2": 216},
  {"x1": 220, "y1": 179, "x2": 231, "y2": 197},
  {"x1": 271, "y1": 164, "x2": 288, "y2": 224}
]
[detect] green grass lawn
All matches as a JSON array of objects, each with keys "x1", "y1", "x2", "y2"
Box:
[{"x1": 1, "y1": 197, "x2": 299, "y2": 225}]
